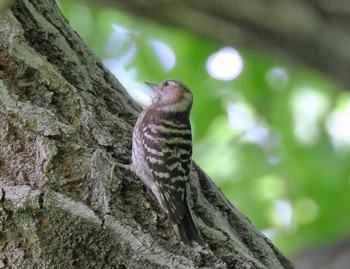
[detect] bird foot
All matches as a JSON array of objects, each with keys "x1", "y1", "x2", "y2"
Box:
[{"x1": 110, "y1": 162, "x2": 131, "y2": 179}]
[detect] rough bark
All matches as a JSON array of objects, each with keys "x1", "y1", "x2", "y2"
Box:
[
  {"x1": 0, "y1": 0, "x2": 296, "y2": 268},
  {"x1": 94, "y1": 0, "x2": 350, "y2": 90}
]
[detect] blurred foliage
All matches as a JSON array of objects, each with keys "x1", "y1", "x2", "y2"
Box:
[{"x1": 58, "y1": 0, "x2": 350, "y2": 257}]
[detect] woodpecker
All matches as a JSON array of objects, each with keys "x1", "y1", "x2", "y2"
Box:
[{"x1": 118, "y1": 79, "x2": 202, "y2": 245}]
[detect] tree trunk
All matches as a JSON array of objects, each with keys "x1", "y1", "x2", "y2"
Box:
[
  {"x1": 0, "y1": 1, "x2": 296, "y2": 268},
  {"x1": 96, "y1": 0, "x2": 350, "y2": 90}
]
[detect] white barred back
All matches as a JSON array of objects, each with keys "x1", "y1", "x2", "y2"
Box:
[{"x1": 129, "y1": 79, "x2": 202, "y2": 245}]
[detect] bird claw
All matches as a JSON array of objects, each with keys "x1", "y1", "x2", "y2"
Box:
[{"x1": 110, "y1": 162, "x2": 131, "y2": 179}]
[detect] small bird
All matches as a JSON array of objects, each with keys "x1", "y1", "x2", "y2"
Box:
[{"x1": 118, "y1": 79, "x2": 202, "y2": 245}]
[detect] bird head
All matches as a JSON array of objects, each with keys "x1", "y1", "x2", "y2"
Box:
[{"x1": 145, "y1": 79, "x2": 193, "y2": 112}]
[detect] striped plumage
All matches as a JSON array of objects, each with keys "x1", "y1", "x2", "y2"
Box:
[{"x1": 125, "y1": 79, "x2": 201, "y2": 245}]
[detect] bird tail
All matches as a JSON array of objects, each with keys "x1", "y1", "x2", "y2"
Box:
[{"x1": 172, "y1": 199, "x2": 203, "y2": 246}]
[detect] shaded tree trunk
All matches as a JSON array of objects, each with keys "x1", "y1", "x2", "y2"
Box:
[
  {"x1": 294, "y1": 237, "x2": 350, "y2": 269},
  {"x1": 96, "y1": 0, "x2": 350, "y2": 90},
  {"x1": 0, "y1": 0, "x2": 296, "y2": 268}
]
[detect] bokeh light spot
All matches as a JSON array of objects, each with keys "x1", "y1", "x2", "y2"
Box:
[
  {"x1": 326, "y1": 96, "x2": 350, "y2": 149},
  {"x1": 253, "y1": 174, "x2": 286, "y2": 201},
  {"x1": 268, "y1": 200, "x2": 293, "y2": 228},
  {"x1": 266, "y1": 67, "x2": 289, "y2": 91},
  {"x1": 149, "y1": 40, "x2": 176, "y2": 72},
  {"x1": 294, "y1": 197, "x2": 319, "y2": 225},
  {"x1": 226, "y1": 101, "x2": 279, "y2": 149},
  {"x1": 291, "y1": 86, "x2": 329, "y2": 146},
  {"x1": 206, "y1": 47, "x2": 243, "y2": 80}
]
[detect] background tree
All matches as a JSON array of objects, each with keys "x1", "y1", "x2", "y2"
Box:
[{"x1": 88, "y1": 0, "x2": 350, "y2": 89}]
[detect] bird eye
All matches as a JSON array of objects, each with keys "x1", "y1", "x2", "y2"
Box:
[{"x1": 163, "y1": 81, "x2": 169, "y2": 87}]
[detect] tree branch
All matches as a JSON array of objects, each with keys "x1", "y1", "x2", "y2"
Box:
[{"x1": 94, "y1": 0, "x2": 350, "y2": 90}]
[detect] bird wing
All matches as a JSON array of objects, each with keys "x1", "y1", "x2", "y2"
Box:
[{"x1": 141, "y1": 112, "x2": 192, "y2": 224}]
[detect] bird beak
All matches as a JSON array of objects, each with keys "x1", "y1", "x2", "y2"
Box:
[{"x1": 145, "y1": 82, "x2": 160, "y2": 91}]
